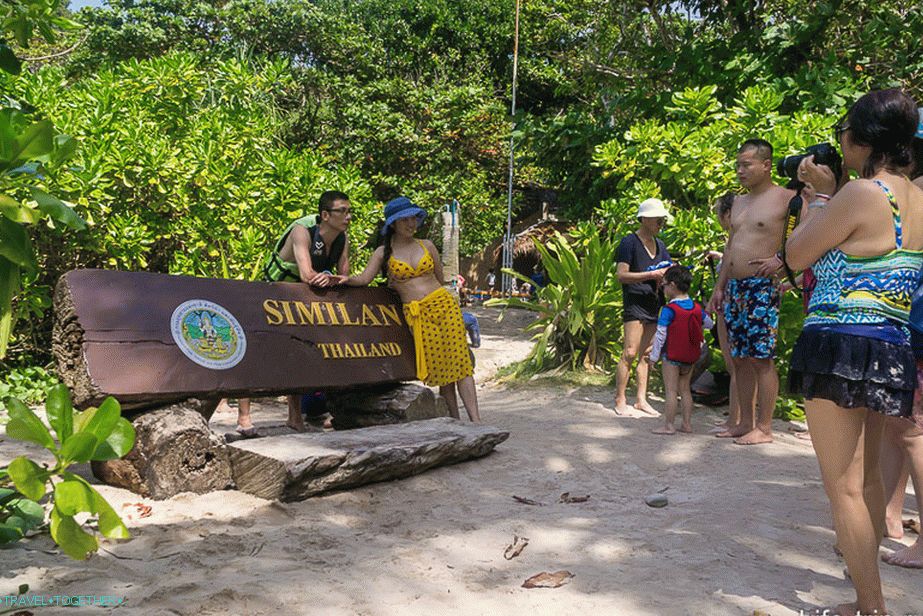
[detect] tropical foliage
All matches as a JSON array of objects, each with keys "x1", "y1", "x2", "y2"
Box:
[
  {"x1": 1, "y1": 385, "x2": 134, "y2": 559},
  {"x1": 1, "y1": 0, "x2": 920, "y2": 396},
  {"x1": 488, "y1": 223, "x2": 622, "y2": 372}
]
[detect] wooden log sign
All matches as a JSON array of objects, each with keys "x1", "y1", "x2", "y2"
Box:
[{"x1": 53, "y1": 269, "x2": 417, "y2": 409}]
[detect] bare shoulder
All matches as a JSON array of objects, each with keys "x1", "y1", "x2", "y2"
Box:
[
  {"x1": 774, "y1": 184, "x2": 795, "y2": 201},
  {"x1": 422, "y1": 239, "x2": 439, "y2": 254},
  {"x1": 834, "y1": 178, "x2": 885, "y2": 204}
]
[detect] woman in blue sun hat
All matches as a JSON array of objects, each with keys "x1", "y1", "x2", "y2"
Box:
[{"x1": 347, "y1": 197, "x2": 480, "y2": 422}]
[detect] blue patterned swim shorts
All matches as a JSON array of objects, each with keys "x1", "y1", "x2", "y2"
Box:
[{"x1": 724, "y1": 277, "x2": 779, "y2": 359}]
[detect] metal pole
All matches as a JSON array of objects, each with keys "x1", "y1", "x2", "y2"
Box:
[{"x1": 502, "y1": 0, "x2": 521, "y2": 295}]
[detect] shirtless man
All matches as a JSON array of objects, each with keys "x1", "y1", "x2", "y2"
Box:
[{"x1": 707, "y1": 139, "x2": 793, "y2": 445}]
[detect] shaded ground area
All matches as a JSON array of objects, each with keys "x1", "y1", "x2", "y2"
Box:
[{"x1": 1, "y1": 306, "x2": 920, "y2": 615}]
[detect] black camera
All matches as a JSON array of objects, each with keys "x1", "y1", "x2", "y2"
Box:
[{"x1": 777, "y1": 143, "x2": 843, "y2": 184}]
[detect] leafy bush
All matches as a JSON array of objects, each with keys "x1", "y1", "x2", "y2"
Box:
[
  {"x1": 0, "y1": 365, "x2": 59, "y2": 412},
  {"x1": 1, "y1": 384, "x2": 134, "y2": 559},
  {"x1": 488, "y1": 223, "x2": 622, "y2": 372}
]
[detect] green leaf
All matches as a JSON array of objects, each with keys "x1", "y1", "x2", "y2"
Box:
[
  {"x1": 92, "y1": 418, "x2": 136, "y2": 460},
  {"x1": 0, "y1": 194, "x2": 40, "y2": 224},
  {"x1": 30, "y1": 188, "x2": 86, "y2": 231},
  {"x1": 0, "y1": 43, "x2": 21, "y2": 75},
  {"x1": 50, "y1": 507, "x2": 97, "y2": 560},
  {"x1": 0, "y1": 257, "x2": 20, "y2": 358},
  {"x1": 60, "y1": 432, "x2": 99, "y2": 464},
  {"x1": 5, "y1": 397, "x2": 55, "y2": 450},
  {"x1": 0, "y1": 216, "x2": 37, "y2": 273},
  {"x1": 45, "y1": 383, "x2": 74, "y2": 442},
  {"x1": 92, "y1": 487, "x2": 129, "y2": 539},
  {"x1": 11, "y1": 120, "x2": 53, "y2": 164},
  {"x1": 2, "y1": 495, "x2": 44, "y2": 533},
  {"x1": 78, "y1": 397, "x2": 121, "y2": 442},
  {"x1": 0, "y1": 522, "x2": 24, "y2": 543},
  {"x1": 7, "y1": 457, "x2": 46, "y2": 502},
  {"x1": 53, "y1": 480, "x2": 95, "y2": 516},
  {"x1": 72, "y1": 406, "x2": 97, "y2": 433}
]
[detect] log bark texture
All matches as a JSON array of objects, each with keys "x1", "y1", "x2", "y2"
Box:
[
  {"x1": 228, "y1": 417, "x2": 509, "y2": 501},
  {"x1": 92, "y1": 405, "x2": 232, "y2": 499}
]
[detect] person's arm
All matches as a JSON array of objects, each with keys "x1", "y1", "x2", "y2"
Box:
[
  {"x1": 616, "y1": 262, "x2": 664, "y2": 284},
  {"x1": 786, "y1": 158, "x2": 864, "y2": 270},
  {"x1": 329, "y1": 237, "x2": 351, "y2": 285},
  {"x1": 345, "y1": 247, "x2": 386, "y2": 287},
  {"x1": 290, "y1": 225, "x2": 327, "y2": 286},
  {"x1": 648, "y1": 306, "x2": 674, "y2": 363},
  {"x1": 425, "y1": 240, "x2": 445, "y2": 284},
  {"x1": 707, "y1": 234, "x2": 732, "y2": 315}
]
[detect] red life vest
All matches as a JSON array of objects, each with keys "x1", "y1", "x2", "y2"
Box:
[{"x1": 665, "y1": 301, "x2": 704, "y2": 364}]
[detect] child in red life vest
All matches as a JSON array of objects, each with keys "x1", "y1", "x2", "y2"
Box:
[{"x1": 649, "y1": 265, "x2": 713, "y2": 435}]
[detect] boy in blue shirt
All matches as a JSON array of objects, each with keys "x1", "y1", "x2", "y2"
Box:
[{"x1": 649, "y1": 265, "x2": 713, "y2": 434}]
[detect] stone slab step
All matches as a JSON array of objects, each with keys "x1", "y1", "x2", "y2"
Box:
[{"x1": 228, "y1": 417, "x2": 509, "y2": 501}]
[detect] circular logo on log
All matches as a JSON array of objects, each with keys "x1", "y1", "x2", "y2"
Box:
[{"x1": 170, "y1": 300, "x2": 246, "y2": 370}]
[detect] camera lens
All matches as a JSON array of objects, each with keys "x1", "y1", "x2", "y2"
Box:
[{"x1": 777, "y1": 154, "x2": 805, "y2": 179}]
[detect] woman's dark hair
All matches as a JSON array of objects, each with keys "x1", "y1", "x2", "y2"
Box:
[
  {"x1": 664, "y1": 264, "x2": 692, "y2": 293},
  {"x1": 380, "y1": 227, "x2": 393, "y2": 279},
  {"x1": 846, "y1": 89, "x2": 918, "y2": 178},
  {"x1": 713, "y1": 192, "x2": 735, "y2": 219}
]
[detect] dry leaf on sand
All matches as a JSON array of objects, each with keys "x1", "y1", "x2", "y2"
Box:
[
  {"x1": 522, "y1": 570, "x2": 574, "y2": 589},
  {"x1": 559, "y1": 492, "x2": 590, "y2": 504},
  {"x1": 503, "y1": 535, "x2": 529, "y2": 560}
]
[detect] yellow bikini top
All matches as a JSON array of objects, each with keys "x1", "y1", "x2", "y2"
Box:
[{"x1": 389, "y1": 241, "x2": 435, "y2": 282}]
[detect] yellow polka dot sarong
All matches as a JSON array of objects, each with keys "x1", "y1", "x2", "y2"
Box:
[{"x1": 402, "y1": 287, "x2": 473, "y2": 387}]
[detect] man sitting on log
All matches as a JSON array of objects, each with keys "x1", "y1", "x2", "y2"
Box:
[{"x1": 227, "y1": 190, "x2": 353, "y2": 435}]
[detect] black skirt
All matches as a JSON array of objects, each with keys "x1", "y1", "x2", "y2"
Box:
[{"x1": 788, "y1": 327, "x2": 915, "y2": 417}]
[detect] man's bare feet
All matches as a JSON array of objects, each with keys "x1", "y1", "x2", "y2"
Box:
[
  {"x1": 651, "y1": 425, "x2": 676, "y2": 435},
  {"x1": 882, "y1": 539, "x2": 923, "y2": 569},
  {"x1": 734, "y1": 428, "x2": 773, "y2": 445},
  {"x1": 634, "y1": 400, "x2": 660, "y2": 416},
  {"x1": 678, "y1": 424, "x2": 693, "y2": 434},
  {"x1": 716, "y1": 424, "x2": 750, "y2": 438}
]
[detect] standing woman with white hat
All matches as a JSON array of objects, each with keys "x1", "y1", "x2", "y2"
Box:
[{"x1": 613, "y1": 198, "x2": 673, "y2": 415}]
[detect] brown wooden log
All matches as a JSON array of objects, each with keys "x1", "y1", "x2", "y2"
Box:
[
  {"x1": 53, "y1": 269, "x2": 417, "y2": 410},
  {"x1": 92, "y1": 404, "x2": 232, "y2": 499}
]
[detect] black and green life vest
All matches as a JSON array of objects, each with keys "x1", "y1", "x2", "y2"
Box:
[{"x1": 263, "y1": 215, "x2": 346, "y2": 282}]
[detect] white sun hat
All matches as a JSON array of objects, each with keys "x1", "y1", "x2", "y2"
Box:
[{"x1": 637, "y1": 198, "x2": 673, "y2": 222}]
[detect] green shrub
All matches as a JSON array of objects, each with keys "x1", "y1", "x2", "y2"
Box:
[
  {"x1": 488, "y1": 222, "x2": 622, "y2": 373},
  {"x1": 1, "y1": 384, "x2": 134, "y2": 559}
]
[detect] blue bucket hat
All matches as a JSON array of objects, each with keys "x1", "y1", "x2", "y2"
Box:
[{"x1": 381, "y1": 196, "x2": 427, "y2": 235}]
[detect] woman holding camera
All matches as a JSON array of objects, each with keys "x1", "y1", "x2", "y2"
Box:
[{"x1": 786, "y1": 89, "x2": 923, "y2": 615}]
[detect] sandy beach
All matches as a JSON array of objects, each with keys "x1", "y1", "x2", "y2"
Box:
[{"x1": 1, "y1": 306, "x2": 920, "y2": 615}]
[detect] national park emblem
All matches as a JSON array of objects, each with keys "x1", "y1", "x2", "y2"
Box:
[{"x1": 170, "y1": 299, "x2": 247, "y2": 370}]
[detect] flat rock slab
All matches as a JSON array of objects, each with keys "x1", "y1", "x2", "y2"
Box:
[{"x1": 228, "y1": 417, "x2": 509, "y2": 501}]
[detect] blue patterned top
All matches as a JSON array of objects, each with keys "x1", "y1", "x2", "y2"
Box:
[{"x1": 804, "y1": 181, "x2": 923, "y2": 330}]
